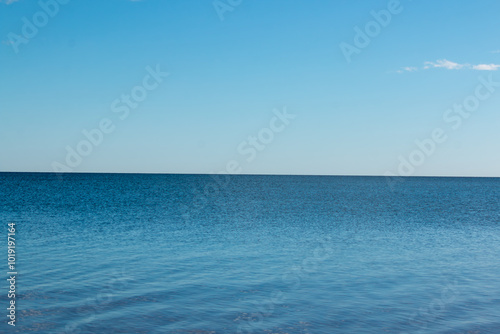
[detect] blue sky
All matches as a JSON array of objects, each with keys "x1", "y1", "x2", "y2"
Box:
[{"x1": 1, "y1": 0, "x2": 499, "y2": 176}]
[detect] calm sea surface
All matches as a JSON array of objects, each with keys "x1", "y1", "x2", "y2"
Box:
[{"x1": 0, "y1": 173, "x2": 499, "y2": 333}]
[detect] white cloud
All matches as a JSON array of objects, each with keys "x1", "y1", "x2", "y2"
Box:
[
  {"x1": 0, "y1": 0, "x2": 20, "y2": 4},
  {"x1": 424, "y1": 59, "x2": 466, "y2": 70},
  {"x1": 472, "y1": 64, "x2": 500, "y2": 71},
  {"x1": 491, "y1": 50, "x2": 500, "y2": 54},
  {"x1": 397, "y1": 59, "x2": 500, "y2": 73},
  {"x1": 396, "y1": 66, "x2": 418, "y2": 73},
  {"x1": 403, "y1": 66, "x2": 417, "y2": 72}
]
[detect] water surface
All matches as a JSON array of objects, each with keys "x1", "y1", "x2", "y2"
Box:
[{"x1": 1, "y1": 173, "x2": 499, "y2": 333}]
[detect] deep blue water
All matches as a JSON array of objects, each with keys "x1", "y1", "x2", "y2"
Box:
[{"x1": 1, "y1": 173, "x2": 499, "y2": 333}]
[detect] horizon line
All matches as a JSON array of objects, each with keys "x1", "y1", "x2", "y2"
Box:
[{"x1": 0, "y1": 171, "x2": 499, "y2": 178}]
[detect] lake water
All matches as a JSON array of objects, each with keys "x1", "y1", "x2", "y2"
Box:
[{"x1": 1, "y1": 173, "x2": 499, "y2": 333}]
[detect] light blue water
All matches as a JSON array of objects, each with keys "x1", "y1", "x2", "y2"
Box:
[{"x1": 1, "y1": 173, "x2": 499, "y2": 333}]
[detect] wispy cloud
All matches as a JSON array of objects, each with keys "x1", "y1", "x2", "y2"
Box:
[
  {"x1": 424, "y1": 59, "x2": 466, "y2": 70},
  {"x1": 472, "y1": 64, "x2": 500, "y2": 71},
  {"x1": 491, "y1": 50, "x2": 500, "y2": 54},
  {"x1": 396, "y1": 66, "x2": 418, "y2": 74},
  {"x1": 0, "y1": 0, "x2": 20, "y2": 4},
  {"x1": 397, "y1": 59, "x2": 500, "y2": 73}
]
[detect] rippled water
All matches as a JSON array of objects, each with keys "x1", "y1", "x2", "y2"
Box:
[{"x1": 1, "y1": 173, "x2": 499, "y2": 333}]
